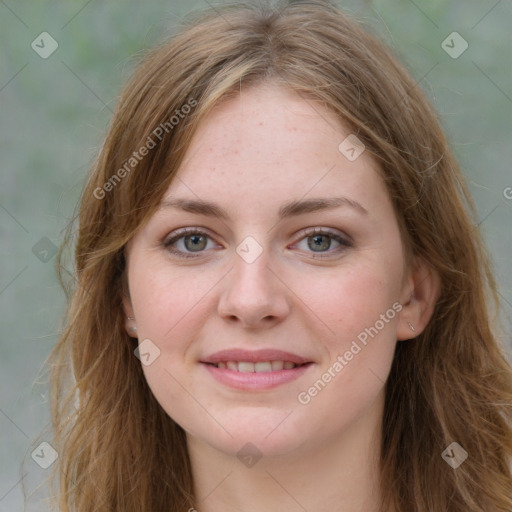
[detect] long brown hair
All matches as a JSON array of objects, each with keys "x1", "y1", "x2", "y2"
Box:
[{"x1": 28, "y1": 1, "x2": 512, "y2": 510}]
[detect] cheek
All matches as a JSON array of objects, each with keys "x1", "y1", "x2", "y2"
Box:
[
  {"x1": 291, "y1": 259, "x2": 401, "y2": 342},
  {"x1": 291, "y1": 259, "x2": 400, "y2": 398},
  {"x1": 295, "y1": 274, "x2": 398, "y2": 436},
  {"x1": 129, "y1": 259, "x2": 218, "y2": 344}
]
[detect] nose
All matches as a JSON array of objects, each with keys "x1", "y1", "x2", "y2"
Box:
[{"x1": 217, "y1": 249, "x2": 291, "y2": 329}]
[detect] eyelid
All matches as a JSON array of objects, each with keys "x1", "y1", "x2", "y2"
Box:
[
  {"x1": 289, "y1": 227, "x2": 353, "y2": 259},
  {"x1": 293, "y1": 226, "x2": 352, "y2": 245},
  {"x1": 162, "y1": 227, "x2": 219, "y2": 246}
]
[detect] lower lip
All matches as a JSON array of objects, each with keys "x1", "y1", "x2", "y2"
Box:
[{"x1": 202, "y1": 363, "x2": 313, "y2": 390}]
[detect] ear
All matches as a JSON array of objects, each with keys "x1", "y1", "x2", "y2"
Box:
[
  {"x1": 397, "y1": 256, "x2": 441, "y2": 341},
  {"x1": 121, "y1": 274, "x2": 137, "y2": 337}
]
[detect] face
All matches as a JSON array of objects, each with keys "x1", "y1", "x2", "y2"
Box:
[{"x1": 123, "y1": 83, "x2": 413, "y2": 459}]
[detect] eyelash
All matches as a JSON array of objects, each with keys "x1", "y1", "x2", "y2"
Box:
[{"x1": 162, "y1": 227, "x2": 352, "y2": 260}]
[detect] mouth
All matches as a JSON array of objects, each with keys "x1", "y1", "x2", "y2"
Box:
[
  {"x1": 201, "y1": 349, "x2": 314, "y2": 390},
  {"x1": 206, "y1": 360, "x2": 306, "y2": 372}
]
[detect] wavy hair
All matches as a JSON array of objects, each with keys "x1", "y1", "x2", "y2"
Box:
[{"x1": 27, "y1": 1, "x2": 512, "y2": 510}]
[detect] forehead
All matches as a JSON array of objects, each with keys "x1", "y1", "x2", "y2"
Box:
[{"x1": 163, "y1": 83, "x2": 389, "y2": 221}]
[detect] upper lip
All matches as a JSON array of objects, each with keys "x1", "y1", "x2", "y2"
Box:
[{"x1": 201, "y1": 349, "x2": 312, "y2": 365}]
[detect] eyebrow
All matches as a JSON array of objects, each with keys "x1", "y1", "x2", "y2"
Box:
[{"x1": 158, "y1": 196, "x2": 368, "y2": 220}]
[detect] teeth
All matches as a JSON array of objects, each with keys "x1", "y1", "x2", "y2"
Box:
[
  {"x1": 254, "y1": 361, "x2": 272, "y2": 373},
  {"x1": 214, "y1": 361, "x2": 298, "y2": 372},
  {"x1": 271, "y1": 360, "x2": 284, "y2": 371},
  {"x1": 238, "y1": 362, "x2": 255, "y2": 373}
]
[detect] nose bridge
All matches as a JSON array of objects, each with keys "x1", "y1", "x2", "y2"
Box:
[
  {"x1": 232, "y1": 233, "x2": 272, "y2": 288},
  {"x1": 217, "y1": 239, "x2": 289, "y2": 326}
]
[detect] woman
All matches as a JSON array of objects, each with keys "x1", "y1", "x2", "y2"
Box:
[{"x1": 40, "y1": 1, "x2": 512, "y2": 510}]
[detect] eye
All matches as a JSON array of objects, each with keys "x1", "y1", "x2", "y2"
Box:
[
  {"x1": 162, "y1": 227, "x2": 352, "y2": 260},
  {"x1": 292, "y1": 228, "x2": 352, "y2": 259},
  {"x1": 163, "y1": 228, "x2": 220, "y2": 258}
]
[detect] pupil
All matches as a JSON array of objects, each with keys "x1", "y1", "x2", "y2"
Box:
[
  {"x1": 309, "y1": 235, "x2": 330, "y2": 252},
  {"x1": 185, "y1": 235, "x2": 206, "y2": 252}
]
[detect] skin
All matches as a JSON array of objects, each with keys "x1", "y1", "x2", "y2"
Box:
[{"x1": 123, "y1": 83, "x2": 439, "y2": 512}]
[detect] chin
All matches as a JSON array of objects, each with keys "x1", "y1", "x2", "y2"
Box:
[{"x1": 186, "y1": 408, "x2": 309, "y2": 459}]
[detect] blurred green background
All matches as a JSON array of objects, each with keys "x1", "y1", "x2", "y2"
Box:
[{"x1": 1, "y1": 0, "x2": 511, "y2": 509}]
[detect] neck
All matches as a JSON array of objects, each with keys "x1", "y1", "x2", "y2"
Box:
[{"x1": 187, "y1": 391, "x2": 386, "y2": 512}]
